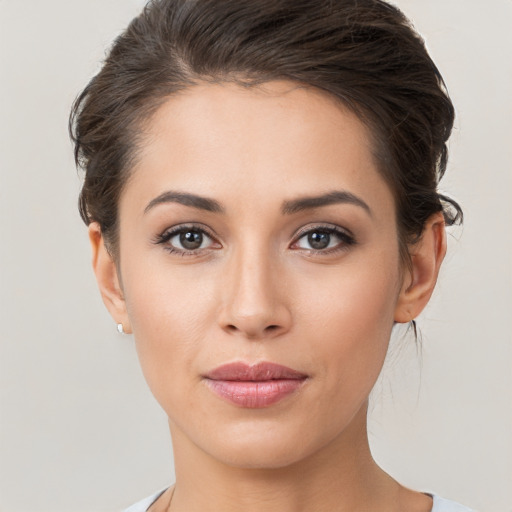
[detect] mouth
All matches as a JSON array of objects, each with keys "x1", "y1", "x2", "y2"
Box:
[{"x1": 203, "y1": 362, "x2": 308, "y2": 408}]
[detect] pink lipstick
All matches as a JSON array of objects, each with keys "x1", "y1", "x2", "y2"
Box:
[{"x1": 203, "y1": 362, "x2": 307, "y2": 408}]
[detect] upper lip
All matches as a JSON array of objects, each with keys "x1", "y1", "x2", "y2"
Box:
[{"x1": 204, "y1": 362, "x2": 308, "y2": 381}]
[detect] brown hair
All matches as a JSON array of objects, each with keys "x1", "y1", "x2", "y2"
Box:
[{"x1": 70, "y1": 0, "x2": 462, "y2": 260}]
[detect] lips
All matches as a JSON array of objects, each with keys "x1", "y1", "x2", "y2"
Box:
[{"x1": 203, "y1": 362, "x2": 308, "y2": 408}]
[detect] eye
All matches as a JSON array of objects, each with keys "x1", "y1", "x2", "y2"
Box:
[
  {"x1": 292, "y1": 225, "x2": 356, "y2": 253},
  {"x1": 154, "y1": 225, "x2": 219, "y2": 254},
  {"x1": 172, "y1": 229, "x2": 208, "y2": 250}
]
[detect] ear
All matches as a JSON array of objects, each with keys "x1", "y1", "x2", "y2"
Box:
[
  {"x1": 394, "y1": 212, "x2": 447, "y2": 323},
  {"x1": 88, "y1": 223, "x2": 132, "y2": 334}
]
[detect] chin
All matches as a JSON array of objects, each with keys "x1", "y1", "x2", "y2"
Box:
[
  {"x1": 187, "y1": 413, "x2": 342, "y2": 471},
  {"x1": 208, "y1": 436, "x2": 313, "y2": 470}
]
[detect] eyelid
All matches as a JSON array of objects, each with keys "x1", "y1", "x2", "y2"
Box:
[
  {"x1": 153, "y1": 223, "x2": 222, "y2": 252},
  {"x1": 152, "y1": 222, "x2": 355, "y2": 255},
  {"x1": 290, "y1": 223, "x2": 356, "y2": 252},
  {"x1": 292, "y1": 223, "x2": 355, "y2": 241},
  {"x1": 155, "y1": 222, "x2": 215, "y2": 239}
]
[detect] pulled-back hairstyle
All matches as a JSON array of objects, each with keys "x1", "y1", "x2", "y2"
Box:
[{"x1": 70, "y1": 0, "x2": 462, "y2": 260}]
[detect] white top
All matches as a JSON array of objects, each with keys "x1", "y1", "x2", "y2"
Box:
[{"x1": 123, "y1": 489, "x2": 476, "y2": 512}]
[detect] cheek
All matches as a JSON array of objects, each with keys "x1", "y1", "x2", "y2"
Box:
[
  {"x1": 124, "y1": 255, "x2": 215, "y2": 332},
  {"x1": 299, "y1": 245, "x2": 400, "y2": 335},
  {"x1": 297, "y1": 251, "x2": 400, "y2": 401},
  {"x1": 120, "y1": 260, "x2": 221, "y2": 409}
]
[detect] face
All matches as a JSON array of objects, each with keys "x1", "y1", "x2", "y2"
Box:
[{"x1": 108, "y1": 81, "x2": 408, "y2": 468}]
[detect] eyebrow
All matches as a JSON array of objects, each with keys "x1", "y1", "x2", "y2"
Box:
[
  {"x1": 282, "y1": 190, "x2": 372, "y2": 216},
  {"x1": 144, "y1": 191, "x2": 224, "y2": 214},
  {"x1": 144, "y1": 189, "x2": 371, "y2": 217}
]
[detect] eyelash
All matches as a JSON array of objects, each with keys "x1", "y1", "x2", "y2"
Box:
[
  {"x1": 291, "y1": 224, "x2": 356, "y2": 255},
  {"x1": 153, "y1": 223, "x2": 356, "y2": 256},
  {"x1": 152, "y1": 224, "x2": 219, "y2": 256}
]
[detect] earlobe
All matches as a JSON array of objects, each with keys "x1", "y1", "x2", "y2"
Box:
[
  {"x1": 88, "y1": 223, "x2": 132, "y2": 334},
  {"x1": 394, "y1": 212, "x2": 447, "y2": 323}
]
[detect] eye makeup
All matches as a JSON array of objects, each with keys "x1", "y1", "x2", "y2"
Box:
[
  {"x1": 290, "y1": 223, "x2": 357, "y2": 256},
  {"x1": 152, "y1": 221, "x2": 357, "y2": 258},
  {"x1": 152, "y1": 223, "x2": 221, "y2": 256}
]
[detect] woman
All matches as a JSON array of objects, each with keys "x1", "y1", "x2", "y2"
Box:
[{"x1": 70, "y1": 0, "x2": 471, "y2": 510}]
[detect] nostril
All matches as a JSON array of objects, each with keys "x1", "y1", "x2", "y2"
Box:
[{"x1": 223, "y1": 323, "x2": 281, "y2": 336}]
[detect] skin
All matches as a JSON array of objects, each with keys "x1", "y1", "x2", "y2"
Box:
[{"x1": 89, "y1": 81, "x2": 446, "y2": 511}]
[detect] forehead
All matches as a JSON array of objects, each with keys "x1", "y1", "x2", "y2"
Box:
[{"x1": 124, "y1": 80, "x2": 394, "y2": 217}]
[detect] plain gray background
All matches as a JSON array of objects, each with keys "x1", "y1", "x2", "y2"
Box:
[{"x1": 1, "y1": 1, "x2": 511, "y2": 511}]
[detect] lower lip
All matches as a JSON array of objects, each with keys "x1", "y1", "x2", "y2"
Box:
[{"x1": 205, "y1": 379, "x2": 305, "y2": 408}]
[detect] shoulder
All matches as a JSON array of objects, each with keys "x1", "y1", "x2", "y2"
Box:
[
  {"x1": 431, "y1": 494, "x2": 476, "y2": 512},
  {"x1": 123, "y1": 489, "x2": 167, "y2": 512}
]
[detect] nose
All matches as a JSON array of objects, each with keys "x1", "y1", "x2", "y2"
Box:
[{"x1": 217, "y1": 245, "x2": 292, "y2": 340}]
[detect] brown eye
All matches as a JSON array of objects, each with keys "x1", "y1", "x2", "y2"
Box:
[
  {"x1": 293, "y1": 226, "x2": 356, "y2": 253},
  {"x1": 296, "y1": 229, "x2": 338, "y2": 250},
  {"x1": 179, "y1": 230, "x2": 204, "y2": 250},
  {"x1": 158, "y1": 226, "x2": 217, "y2": 253}
]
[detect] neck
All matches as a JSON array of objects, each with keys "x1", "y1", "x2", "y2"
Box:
[{"x1": 167, "y1": 404, "x2": 406, "y2": 512}]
